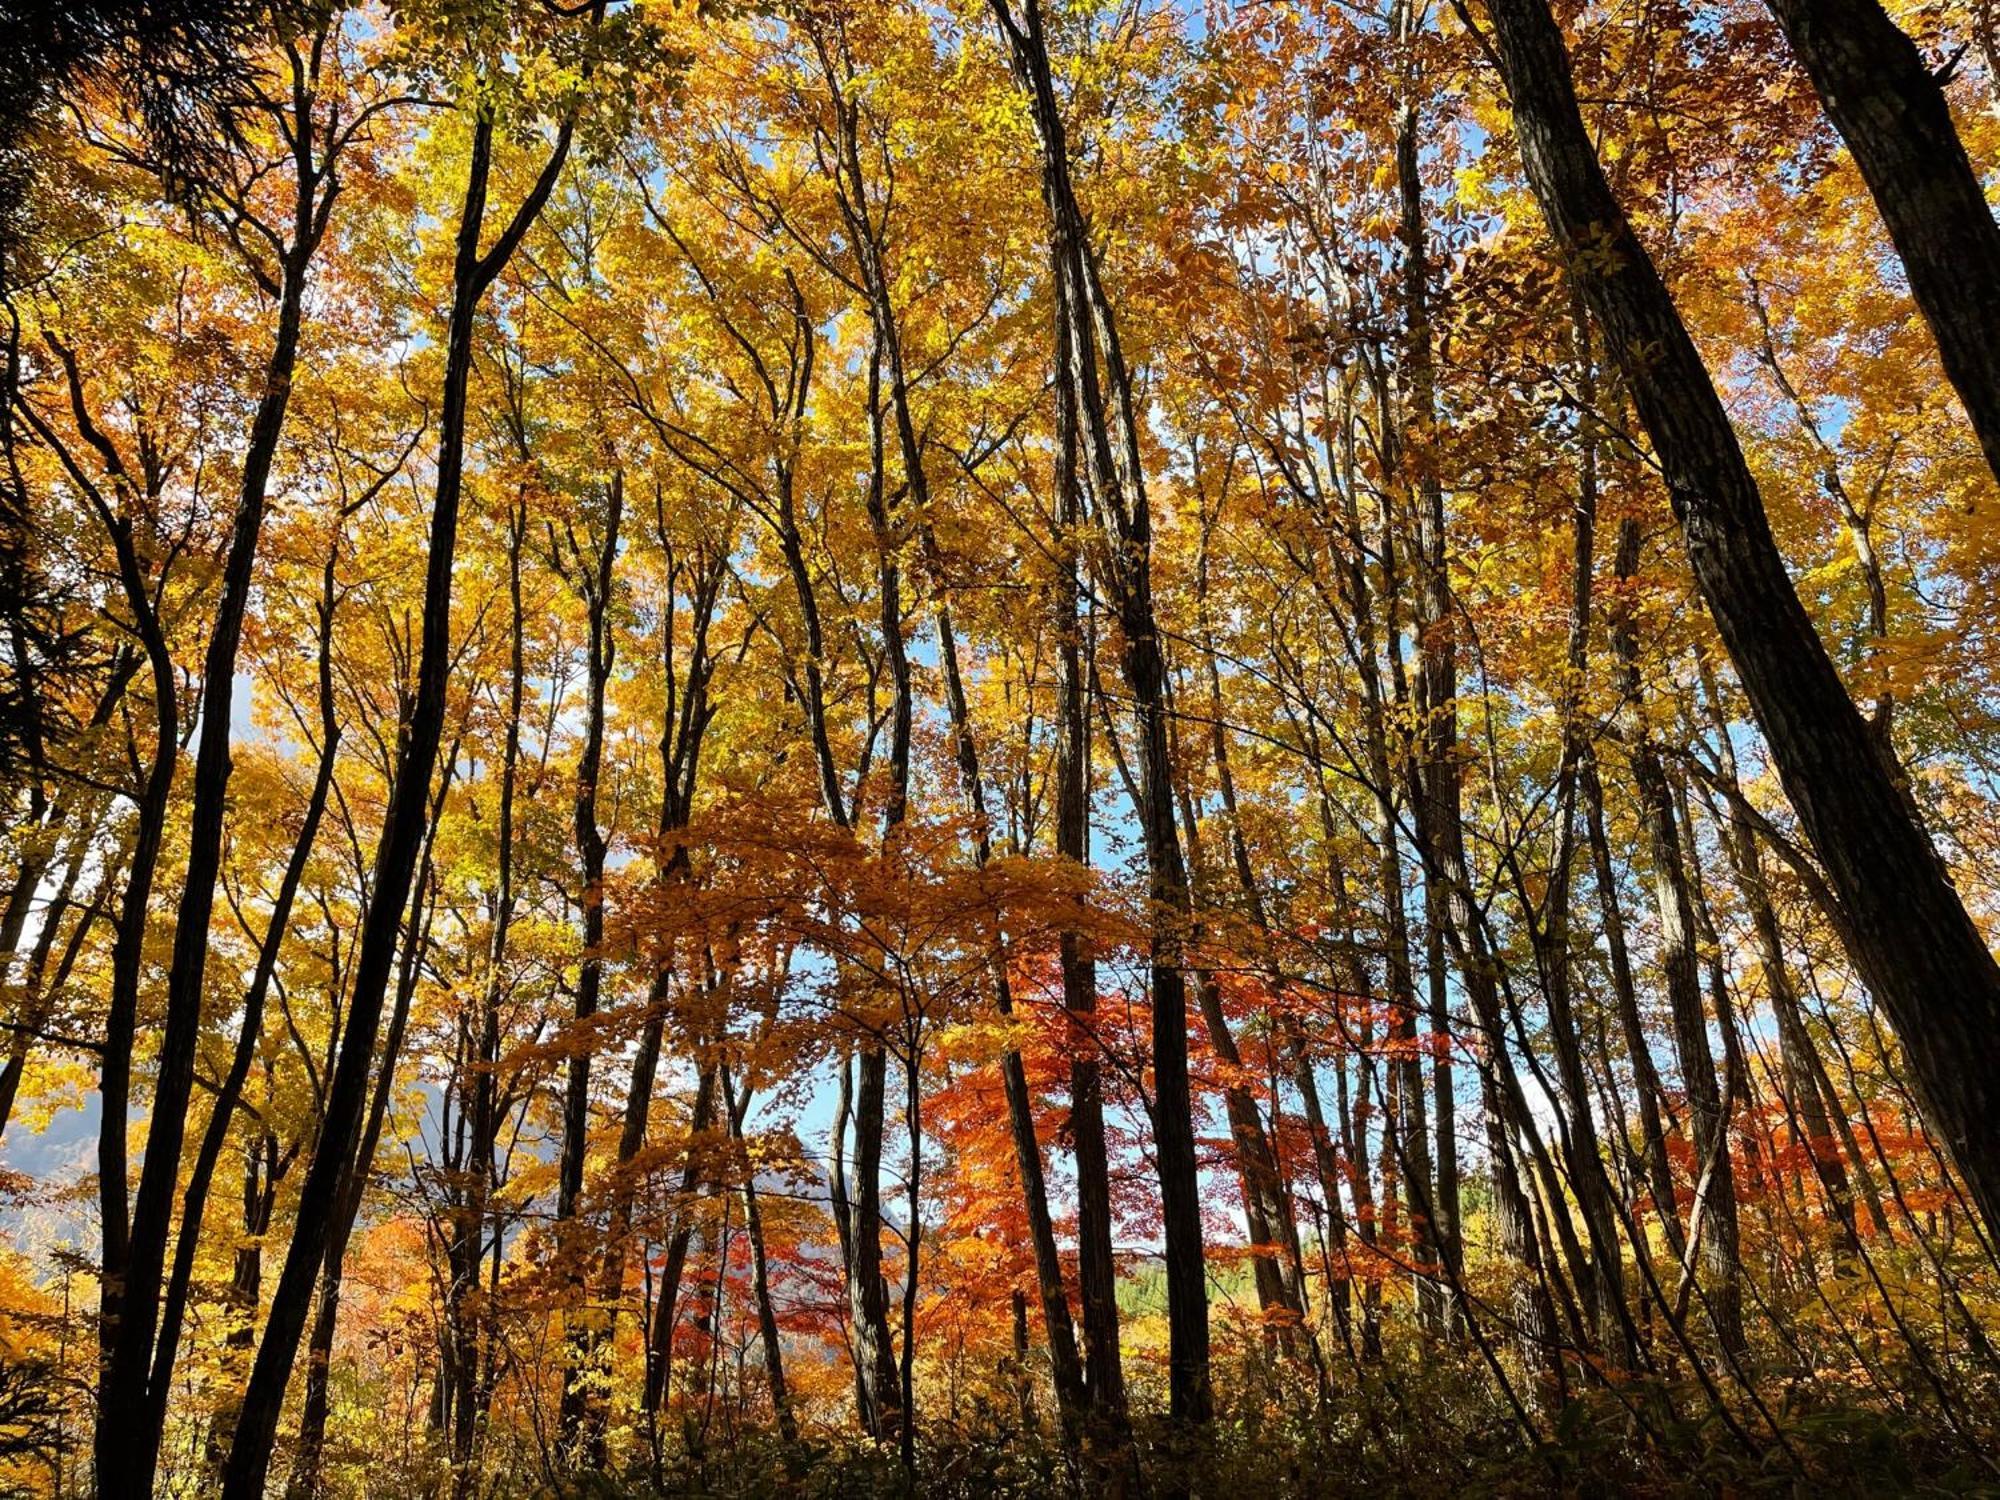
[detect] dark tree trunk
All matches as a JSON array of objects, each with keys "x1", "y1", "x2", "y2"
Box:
[
  {"x1": 1696, "y1": 655, "x2": 1873, "y2": 1250},
  {"x1": 644, "y1": 1062, "x2": 720, "y2": 1413},
  {"x1": 1392, "y1": 0, "x2": 1464, "y2": 1335},
  {"x1": 1606, "y1": 517, "x2": 1746, "y2": 1357},
  {"x1": 96, "y1": 33, "x2": 352, "y2": 1480},
  {"x1": 991, "y1": 3, "x2": 1210, "y2": 1427},
  {"x1": 1533, "y1": 318, "x2": 1633, "y2": 1362},
  {"x1": 1050, "y1": 273, "x2": 1127, "y2": 1445},
  {"x1": 1763, "y1": 0, "x2": 2000, "y2": 489},
  {"x1": 151, "y1": 542, "x2": 344, "y2": 1465},
  {"x1": 101, "y1": 226, "x2": 310, "y2": 1500},
  {"x1": 844, "y1": 339, "x2": 910, "y2": 1445},
  {"x1": 220, "y1": 82, "x2": 583, "y2": 1495},
  {"x1": 1169, "y1": 711, "x2": 1307, "y2": 1344},
  {"x1": 930, "y1": 526, "x2": 1089, "y2": 1435},
  {"x1": 288, "y1": 767, "x2": 448, "y2": 1500},
  {"x1": 586, "y1": 520, "x2": 720, "y2": 1466},
  {"x1": 1580, "y1": 747, "x2": 1684, "y2": 1255},
  {"x1": 1485, "y1": 0, "x2": 2000, "y2": 1240},
  {"x1": 555, "y1": 469, "x2": 624, "y2": 1454},
  {"x1": 446, "y1": 498, "x2": 527, "y2": 1494},
  {"x1": 720, "y1": 1064, "x2": 795, "y2": 1442},
  {"x1": 0, "y1": 826, "x2": 91, "y2": 1144}
]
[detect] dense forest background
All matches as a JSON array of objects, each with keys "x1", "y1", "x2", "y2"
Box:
[{"x1": 4, "y1": 0, "x2": 2000, "y2": 1494}]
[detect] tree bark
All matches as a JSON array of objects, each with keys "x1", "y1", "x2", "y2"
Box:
[
  {"x1": 1485, "y1": 0, "x2": 2000, "y2": 1240},
  {"x1": 555, "y1": 468, "x2": 623, "y2": 1454},
  {"x1": 720, "y1": 1063, "x2": 795, "y2": 1442},
  {"x1": 1534, "y1": 315, "x2": 1633, "y2": 1362},
  {"x1": 98, "y1": 33, "x2": 348, "y2": 1480},
  {"x1": 929, "y1": 521, "x2": 1089, "y2": 1435},
  {"x1": 996, "y1": 0, "x2": 1194, "y2": 1434},
  {"x1": 1763, "y1": 0, "x2": 2000, "y2": 489},
  {"x1": 1607, "y1": 517, "x2": 1746, "y2": 1357},
  {"x1": 220, "y1": 78, "x2": 584, "y2": 1494},
  {"x1": 287, "y1": 759, "x2": 450, "y2": 1500}
]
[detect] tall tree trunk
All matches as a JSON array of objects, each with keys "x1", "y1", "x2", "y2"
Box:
[
  {"x1": 1580, "y1": 746, "x2": 1684, "y2": 1256},
  {"x1": 1695, "y1": 654, "x2": 1872, "y2": 1250},
  {"x1": 152, "y1": 537, "x2": 344, "y2": 1464},
  {"x1": 929, "y1": 522, "x2": 1089, "y2": 1435},
  {"x1": 447, "y1": 497, "x2": 527, "y2": 1494},
  {"x1": 589, "y1": 523, "x2": 721, "y2": 1464},
  {"x1": 555, "y1": 469, "x2": 624, "y2": 1454},
  {"x1": 1532, "y1": 304, "x2": 1633, "y2": 1362},
  {"x1": 1392, "y1": 0, "x2": 1465, "y2": 1339},
  {"x1": 220, "y1": 79, "x2": 585, "y2": 1495},
  {"x1": 1195, "y1": 601, "x2": 1326, "y2": 1372},
  {"x1": 98, "y1": 34, "x2": 348, "y2": 1480},
  {"x1": 1762, "y1": 0, "x2": 2000, "y2": 490},
  {"x1": 1485, "y1": 0, "x2": 2000, "y2": 1242},
  {"x1": 720, "y1": 1064, "x2": 795, "y2": 1442},
  {"x1": 288, "y1": 763, "x2": 450, "y2": 1500},
  {"x1": 991, "y1": 0, "x2": 1210, "y2": 1430},
  {"x1": 843, "y1": 341, "x2": 910, "y2": 1445},
  {"x1": 1169, "y1": 717, "x2": 1307, "y2": 1342},
  {"x1": 644, "y1": 1061, "x2": 720, "y2": 1413},
  {"x1": 1605, "y1": 517, "x2": 1746, "y2": 1357},
  {"x1": 1050, "y1": 272, "x2": 1126, "y2": 1444}
]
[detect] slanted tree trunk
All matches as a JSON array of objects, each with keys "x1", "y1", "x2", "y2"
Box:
[
  {"x1": 446, "y1": 495, "x2": 528, "y2": 1494},
  {"x1": 588, "y1": 517, "x2": 723, "y2": 1465},
  {"x1": 0, "y1": 802, "x2": 106, "y2": 1143},
  {"x1": 1391, "y1": 0, "x2": 1464, "y2": 1337},
  {"x1": 644, "y1": 1061, "x2": 720, "y2": 1412},
  {"x1": 1169, "y1": 709, "x2": 1307, "y2": 1344},
  {"x1": 157, "y1": 533, "x2": 345, "y2": 1470},
  {"x1": 1534, "y1": 317, "x2": 1634, "y2": 1364},
  {"x1": 929, "y1": 519, "x2": 1089, "y2": 1436},
  {"x1": 1580, "y1": 746, "x2": 1684, "y2": 1256},
  {"x1": 288, "y1": 762, "x2": 451, "y2": 1500},
  {"x1": 1762, "y1": 0, "x2": 2000, "y2": 489},
  {"x1": 844, "y1": 341, "x2": 911, "y2": 1445},
  {"x1": 720, "y1": 1063, "x2": 795, "y2": 1442},
  {"x1": 1050, "y1": 278, "x2": 1127, "y2": 1445},
  {"x1": 93, "y1": 28, "x2": 353, "y2": 1483},
  {"x1": 1483, "y1": 0, "x2": 2000, "y2": 1241},
  {"x1": 1606, "y1": 517, "x2": 1746, "y2": 1358},
  {"x1": 1695, "y1": 653, "x2": 1874, "y2": 1250}
]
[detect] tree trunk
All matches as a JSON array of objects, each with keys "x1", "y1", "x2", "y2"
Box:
[
  {"x1": 288, "y1": 770, "x2": 447, "y2": 1500},
  {"x1": 644, "y1": 1061, "x2": 720, "y2": 1412},
  {"x1": 556, "y1": 469, "x2": 624, "y2": 1454},
  {"x1": 151, "y1": 543, "x2": 343, "y2": 1461},
  {"x1": 1580, "y1": 747, "x2": 1684, "y2": 1256},
  {"x1": 97, "y1": 37, "x2": 351, "y2": 1478},
  {"x1": 930, "y1": 526, "x2": 1089, "y2": 1435},
  {"x1": 1533, "y1": 330, "x2": 1634, "y2": 1364},
  {"x1": 1050, "y1": 279, "x2": 1127, "y2": 1444},
  {"x1": 1606, "y1": 517, "x2": 1746, "y2": 1357},
  {"x1": 1485, "y1": 0, "x2": 2000, "y2": 1240},
  {"x1": 447, "y1": 497, "x2": 527, "y2": 1494},
  {"x1": 220, "y1": 85, "x2": 583, "y2": 1496},
  {"x1": 991, "y1": 18, "x2": 1220, "y2": 1409},
  {"x1": 1696, "y1": 654, "x2": 1871, "y2": 1250},
  {"x1": 1169, "y1": 718, "x2": 1307, "y2": 1343},
  {"x1": 720, "y1": 1064, "x2": 795, "y2": 1442},
  {"x1": 588, "y1": 526, "x2": 721, "y2": 1465},
  {"x1": 1763, "y1": 0, "x2": 2000, "y2": 489}
]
